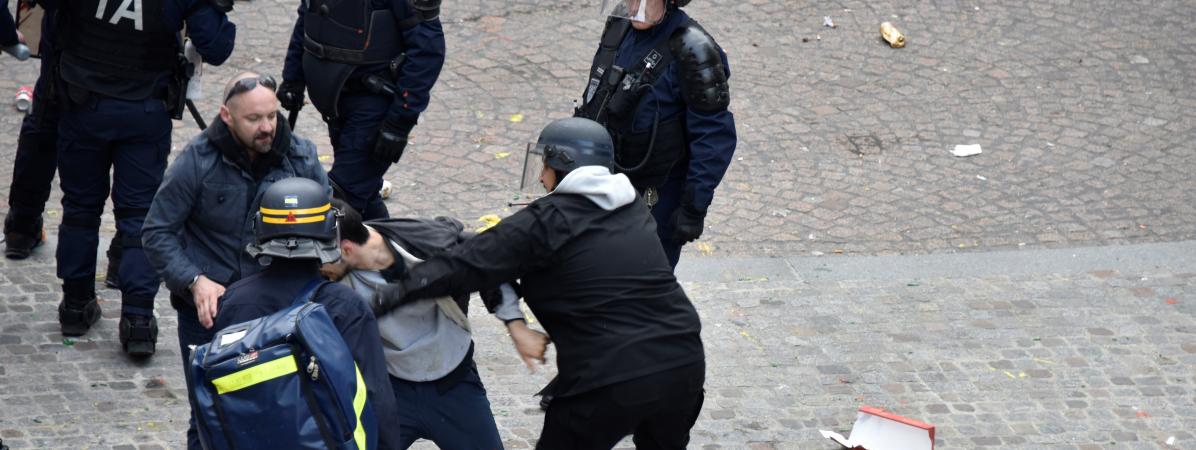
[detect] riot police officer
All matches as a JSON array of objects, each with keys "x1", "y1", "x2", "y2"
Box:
[
  {"x1": 575, "y1": 0, "x2": 737, "y2": 267},
  {"x1": 46, "y1": 0, "x2": 235, "y2": 356},
  {"x1": 277, "y1": 0, "x2": 446, "y2": 220},
  {"x1": 3, "y1": 5, "x2": 124, "y2": 294}
]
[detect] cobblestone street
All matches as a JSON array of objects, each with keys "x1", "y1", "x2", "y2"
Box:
[{"x1": 1, "y1": 0, "x2": 1195, "y2": 448}]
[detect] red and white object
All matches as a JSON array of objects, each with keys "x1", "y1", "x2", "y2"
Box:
[
  {"x1": 15, "y1": 86, "x2": 33, "y2": 112},
  {"x1": 819, "y1": 406, "x2": 935, "y2": 450}
]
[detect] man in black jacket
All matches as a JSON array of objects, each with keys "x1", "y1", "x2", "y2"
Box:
[{"x1": 373, "y1": 117, "x2": 706, "y2": 449}]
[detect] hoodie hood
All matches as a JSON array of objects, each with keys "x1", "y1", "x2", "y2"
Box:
[{"x1": 552, "y1": 166, "x2": 637, "y2": 211}]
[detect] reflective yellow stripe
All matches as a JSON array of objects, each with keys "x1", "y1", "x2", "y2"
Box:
[
  {"x1": 260, "y1": 203, "x2": 331, "y2": 216},
  {"x1": 211, "y1": 357, "x2": 298, "y2": 395},
  {"x1": 352, "y1": 364, "x2": 368, "y2": 450},
  {"x1": 262, "y1": 214, "x2": 327, "y2": 224}
]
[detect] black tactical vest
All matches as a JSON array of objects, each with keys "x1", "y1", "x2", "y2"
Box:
[
  {"x1": 302, "y1": 0, "x2": 403, "y2": 65},
  {"x1": 59, "y1": 0, "x2": 179, "y2": 99},
  {"x1": 575, "y1": 17, "x2": 693, "y2": 190}
]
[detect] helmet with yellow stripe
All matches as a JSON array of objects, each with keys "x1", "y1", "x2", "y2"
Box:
[{"x1": 247, "y1": 177, "x2": 341, "y2": 264}]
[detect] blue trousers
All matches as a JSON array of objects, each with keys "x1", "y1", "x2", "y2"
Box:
[
  {"x1": 389, "y1": 366, "x2": 504, "y2": 449},
  {"x1": 175, "y1": 300, "x2": 215, "y2": 450},
  {"x1": 649, "y1": 172, "x2": 687, "y2": 268},
  {"x1": 7, "y1": 34, "x2": 59, "y2": 223},
  {"x1": 328, "y1": 93, "x2": 391, "y2": 220},
  {"x1": 56, "y1": 97, "x2": 169, "y2": 315}
]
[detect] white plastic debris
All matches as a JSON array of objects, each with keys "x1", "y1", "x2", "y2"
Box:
[
  {"x1": 952, "y1": 144, "x2": 983, "y2": 157},
  {"x1": 823, "y1": 16, "x2": 836, "y2": 28},
  {"x1": 1166, "y1": 436, "x2": 1176, "y2": 446},
  {"x1": 821, "y1": 406, "x2": 935, "y2": 450},
  {"x1": 976, "y1": 175, "x2": 987, "y2": 181}
]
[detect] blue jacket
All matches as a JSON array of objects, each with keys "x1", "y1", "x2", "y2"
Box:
[
  {"x1": 143, "y1": 119, "x2": 330, "y2": 303},
  {"x1": 214, "y1": 260, "x2": 402, "y2": 449},
  {"x1": 606, "y1": 10, "x2": 737, "y2": 210},
  {"x1": 282, "y1": 0, "x2": 446, "y2": 124}
]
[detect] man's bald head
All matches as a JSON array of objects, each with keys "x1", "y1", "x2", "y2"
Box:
[{"x1": 220, "y1": 72, "x2": 280, "y2": 156}]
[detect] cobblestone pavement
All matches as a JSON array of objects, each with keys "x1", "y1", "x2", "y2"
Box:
[
  {"x1": 2, "y1": 0, "x2": 1196, "y2": 258},
  {"x1": 2, "y1": 0, "x2": 1196, "y2": 448},
  {"x1": 2, "y1": 241, "x2": 1194, "y2": 449}
]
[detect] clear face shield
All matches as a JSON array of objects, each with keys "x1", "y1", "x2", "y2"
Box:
[
  {"x1": 520, "y1": 143, "x2": 548, "y2": 194},
  {"x1": 599, "y1": 0, "x2": 666, "y2": 25}
]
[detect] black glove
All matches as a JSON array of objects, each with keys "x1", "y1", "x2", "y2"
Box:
[
  {"x1": 372, "y1": 116, "x2": 415, "y2": 164},
  {"x1": 670, "y1": 188, "x2": 707, "y2": 244},
  {"x1": 372, "y1": 281, "x2": 408, "y2": 317},
  {"x1": 277, "y1": 80, "x2": 305, "y2": 112}
]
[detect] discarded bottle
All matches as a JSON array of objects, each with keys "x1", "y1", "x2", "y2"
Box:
[
  {"x1": 880, "y1": 22, "x2": 905, "y2": 48},
  {"x1": 14, "y1": 86, "x2": 33, "y2": 112}
]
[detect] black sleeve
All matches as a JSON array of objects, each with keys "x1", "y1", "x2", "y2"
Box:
[{"x1": 401, "y1": 204, "x2": 570, "y2": 302}]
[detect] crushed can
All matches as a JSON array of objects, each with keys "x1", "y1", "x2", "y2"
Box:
[
  {"x1": 14, "y1": 86, "x2": 33, "y2": 112},
  {"x1": 880, "y1": 22, "x2": 905, "y2": 48}
]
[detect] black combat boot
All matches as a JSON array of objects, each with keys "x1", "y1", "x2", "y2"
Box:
[
  {"x1": 119, "y1": 297, "x2": 158, "y2": 357},
  {"x1": 4, "y1": 214, "x2": 44, "y2": 260},
  {"x1": 104, "y1": 231, "x2": 123, "y2": 289},
  {"x1": 59, "y1": 278, "x2": 101, "y2": 336}
]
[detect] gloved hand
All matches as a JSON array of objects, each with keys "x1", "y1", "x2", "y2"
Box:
[
  {"x1": 372, "y1": 281, "x2": 408, "y2": 317},
  {"x1": 372, "y1": 116, "x2": 415, "y2": 164},
  {"x1": 670, "y1": 187, "x2": 707, "y2": 244},
  {"x1": 276, "y1": 80, "x2": 305, "y2": 112}
]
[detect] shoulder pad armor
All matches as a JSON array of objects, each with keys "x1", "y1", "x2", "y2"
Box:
[{"x1": 670, "y1": 25, "x2": 729, "y2": 113}]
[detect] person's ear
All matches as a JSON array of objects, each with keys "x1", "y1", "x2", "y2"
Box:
[{"x1": 219, "y1": 104, "x2": 233, "y2": 126}]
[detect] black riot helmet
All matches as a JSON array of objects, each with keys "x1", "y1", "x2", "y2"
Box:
[
  {"x1": 520, "y1": 117, "x2": 616, "y2": 191},
  {"x1": 246, "y1": 177, "x2": 341, "y2": 264}
]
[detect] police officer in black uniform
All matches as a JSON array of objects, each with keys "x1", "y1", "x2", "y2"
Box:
[
  {"x1": 374, "y1": 118, "x2": 707, "y2": 449},
  {"x1": 3, "y1": 5, "x2": 124, "y2": 295},
  {"x1": 277, "y1": 0, "x2": 446, "y2": 220},
  {"x1": 576, "y1": 0, "x2": 737, "y2": 267},
  {"x1": 45, "y1": 0, "x2": 235, "y2": 355}
]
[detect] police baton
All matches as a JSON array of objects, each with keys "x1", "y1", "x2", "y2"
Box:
[
  {"x1": 186, "y1": 99, "x2": 207, "y2": 130},
  {"x1": 288, "y1": 106, "x2": 300, "y2": 129}
]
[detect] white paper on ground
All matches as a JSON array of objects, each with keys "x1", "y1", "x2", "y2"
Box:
[
  {"x1": 820, "y1": 407, "x2": 934, "y2": 450},
  {"x1": 952, "y1": 144, "x2": 983, "y2": 157}
]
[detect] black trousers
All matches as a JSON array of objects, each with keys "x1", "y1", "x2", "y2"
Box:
[{"x1": 537, "y1": 362, "x2": 705, "y2": 450}]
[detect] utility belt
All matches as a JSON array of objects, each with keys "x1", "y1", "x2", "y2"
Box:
[{"x1": 53, "y1": 58, "x2": 189, "y2": 120}]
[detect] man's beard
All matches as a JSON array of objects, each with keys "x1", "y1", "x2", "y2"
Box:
[{"x1": 248, "y1": 131, "x2": 274, "y2": 154}]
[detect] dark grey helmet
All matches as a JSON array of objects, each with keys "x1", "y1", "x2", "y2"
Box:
[
  {"x1": 536, "y1": 117, "x2": 615, "y2": 174},
  {"x1": 246, "y1": 177, "x2": 341, "y2": 264}
]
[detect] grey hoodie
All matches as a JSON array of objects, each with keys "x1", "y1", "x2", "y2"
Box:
[{"x1": 551, "y1": 165, "x2": 638, "y2": 211}]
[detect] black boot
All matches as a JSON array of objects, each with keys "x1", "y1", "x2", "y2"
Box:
[
  {"x1": 4, "y1": 214, "x2": 44, "y2": 260},
  {"x1": 59, "y1": 278, "x2": 100, "y2": 336},
  {"x1": 104, "y1": 231, "x2": 123, "y2": 289},
  {"x1": 119, "y1": 314, "x2": 158, "y2": 357}
]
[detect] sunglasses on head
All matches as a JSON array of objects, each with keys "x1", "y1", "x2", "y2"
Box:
[{"x1": 224, "y1": 75, "x2": 278, "y2": 104}]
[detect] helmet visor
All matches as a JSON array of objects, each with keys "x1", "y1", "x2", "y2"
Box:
[
  {"x1": 600, "y1": 0, "x2": 663, "y2": 24},
  {"x1": 520, "y1": 143, "x2": 548, "y2": 194}
]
